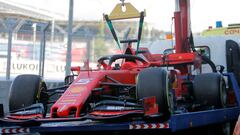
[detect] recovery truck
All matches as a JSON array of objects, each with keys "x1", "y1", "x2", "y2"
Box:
[{"x1": 0, "y1": 0, "x2": 240, "y2": 134}]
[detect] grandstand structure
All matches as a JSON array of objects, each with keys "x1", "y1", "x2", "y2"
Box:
[
  {"x1": 0, "y1": 0, "x2": 91, "y2": 41},
  {"x1": 0, "y1": 0, "x2": 64, "y2": 80},
  {"x1": 0, "y1": 0, "x2": 139, "y2": 41},
  {"x1": 0, "y1": 0, "x2": 145, "y2": 80}
]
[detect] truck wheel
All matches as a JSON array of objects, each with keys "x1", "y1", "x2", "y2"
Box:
[
  {"x1": 9, "y1": 74, "x2": 48, "y2": 114},
  {"x1": 193, "y1": 73, "x2": 226, "y2": 108},
  {"x1": 136, "y1": 67, "x2": 171, "y2": 116}
]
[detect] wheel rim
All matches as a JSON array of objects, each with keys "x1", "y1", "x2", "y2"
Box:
[
  {"x1": 220, "y1": 78, "x2": 227, "y2": 107},
  {"x1": 165, "y1": 71, "x2": 172, "y2": 114}
]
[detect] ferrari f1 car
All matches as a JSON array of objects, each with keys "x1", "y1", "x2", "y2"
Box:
[{"x1": 5, "y1": 1, "x2": 235, "y2": 125}]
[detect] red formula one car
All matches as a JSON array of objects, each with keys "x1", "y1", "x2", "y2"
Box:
[
  {"x1": 8, "y1": 45, "x2": 170, "y2": 120},
  {"x1": 5, "y1": 1, "x2": 229, "y2": 126},
  {"x1": 7, "y1": 3, "x2": 168, "y2": 122}
]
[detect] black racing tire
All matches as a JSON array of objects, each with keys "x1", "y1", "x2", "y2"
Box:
[
  {"x1": 193, "y1": 73, "x2": 226, "y2": 108},
  {"x1": 9, "y1": 74, "x2": 48, "y2": 113},
  {"x1": 136, "y1": 67, "x2": 171, "y2": 116}
]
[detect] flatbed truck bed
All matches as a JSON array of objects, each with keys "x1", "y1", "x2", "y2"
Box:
[{"x1": 0, "y1": 73, "x2": 239, "y2": 134}]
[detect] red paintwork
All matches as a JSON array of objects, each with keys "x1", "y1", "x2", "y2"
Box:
[
  {"x1": 143, "y1": 96, "x2": 159, "y2": 116},
  {"x1": 51, "y1": 46, "x2": 153, "y2": 118},
  {"x1": 180, "y1": 0, "x2": 190, "y2": 53},
  {"x1": 174, "y1": 0, "x2": 191, "y2": 75},
  {"x1": 7, "y1": 114, "x2": 43, "y2": 120},
  {"x1": 174, "y1": 0, "x2": 190, "y2": 53},
  {"x1": 71, "y1": 66, "x2": 81, "y2": 72},
  {"x1": 51, "y1": 70, "x2": 139, "y2": 117},
  {"x1": 149, "y1": 52, "x2": 198, "y2": 67},
  {"x1": 121, "y1": 62, "x2": 138, "y2": 70},
  {"x1": 174, "y1": 11, "x2": 182, "y2": 54}
]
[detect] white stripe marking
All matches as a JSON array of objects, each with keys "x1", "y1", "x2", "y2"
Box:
[
  {"x1": 129, "y1": 125, "x2": 133, "y2": 129},
  {"x1": 135, "y1": 125, "x2": 141, "y2": 129},
  {"x1": 5, "y1": 129, "x2": 10, "y2": 134},
  {"x1": 19, "y1": 128, "x2": 24, "y2": 133},
  {"x1": 151, "y1": 124, "x2": 157, "y2": 129},
  {"x1": 143, "y1": 124, "x2": 148, "y2": 129},
  {"x1": 12, "y1": 128, "x2": 17, "y2": 133}
]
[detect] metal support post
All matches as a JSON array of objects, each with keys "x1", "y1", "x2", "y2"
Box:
[
  {"x1": 38, "y1": 23, "x2": 50, "y2": 77},
  {"x1": 5, "y1": 18, "x2": 19, "y2": 80},
  {"x1": 51, "y1": 20, "x2": 55, "y2": 45},
  {"x1": 65, "y1": 0, "x2": 74, "y2": 76},
  {"x1": 32, "y1": 23, "x2": 37, "y2": 60},
  {"x1": 0, "y1": 19, "x2": 7, "y2": 30},
  {"x1": 13, "y1": 19, "x2": 25, "y2": 40},
  {"x1": 86, "y1": 38, "x2": 91, "y2": 62},
  {"x1": 6, "y1": 28, "x2": 13, "y2": 80}
]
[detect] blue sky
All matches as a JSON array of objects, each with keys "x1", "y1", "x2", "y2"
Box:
[{"x1": 8, "y1": 0, "x2": 240, "y2": 32}]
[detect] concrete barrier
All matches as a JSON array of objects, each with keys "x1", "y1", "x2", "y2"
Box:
[{"x1": 0, "y1": 80, "x2": 12, "y2": 114}]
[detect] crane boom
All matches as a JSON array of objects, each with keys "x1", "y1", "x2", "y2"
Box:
[{"x1": 174, "y1": 0, "x2": 191, "y2": 53}]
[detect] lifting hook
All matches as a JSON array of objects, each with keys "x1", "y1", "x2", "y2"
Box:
[{"x1": 120, "y1": 0, "x2": 125, "y2": 7}]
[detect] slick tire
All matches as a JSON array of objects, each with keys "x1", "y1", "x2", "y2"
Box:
[
  {"x1": 137, "y1": 67, "x2": 171, "y2": 116},
  {"x1": 193, "y1": 73, "x2": 226, "y2": 108},
  {"x1": 9, "y1": 74, "x2": 48, "y2": 113}
]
